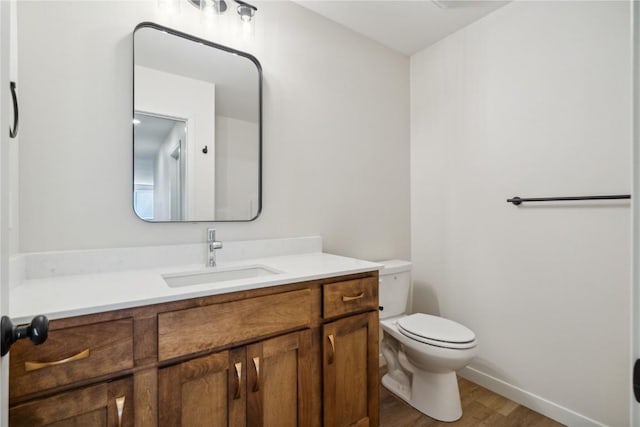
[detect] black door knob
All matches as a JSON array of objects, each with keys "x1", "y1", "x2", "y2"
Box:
[{"x1": 1, "y1": 315, "x2": 49, "y2": 356}]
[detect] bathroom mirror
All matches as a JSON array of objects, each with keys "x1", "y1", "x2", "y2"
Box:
[{"x1": 133, "y1": 22, "x2": 262, "y2": 222}]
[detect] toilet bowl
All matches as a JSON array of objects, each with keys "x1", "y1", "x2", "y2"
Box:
[{"x1": 378, "y1": 260, "x2": 478, "y2": 422}]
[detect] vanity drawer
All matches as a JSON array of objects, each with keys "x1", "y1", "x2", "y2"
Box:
[
  {"x1": 323, "y1": 277, "x2": 378, "y2": 319},
  {"x1": 9, "y1": 318, "x2": 134, "y2": 400},
  {"x1": 158, "y1": 288, "x2": 312, "y2": 361}
]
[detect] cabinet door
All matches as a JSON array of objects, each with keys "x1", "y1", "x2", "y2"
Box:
[
  {"x1": 246, "y1": 330, "x2": 312, "y2": 427},
  {"x1": 323, "y1": 312, "x2": 379, "y2": 427},
  {"x1": 9, "y1": 377, "x2": 133, "y2": 427},
  {"x1": 158, "y1": 348, "x2": 246, "y2": 427}
]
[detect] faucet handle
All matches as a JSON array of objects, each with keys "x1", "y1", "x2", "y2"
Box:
[{"x1": 207, "y1": 229, "x2": 222, "y2": 248}]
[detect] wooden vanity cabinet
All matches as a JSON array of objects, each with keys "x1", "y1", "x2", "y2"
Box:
[
  {"x1": 9, "y1": 318, "x2": 134, "y2": 400},
  {"x1": 323, "y1": 312, "x2": 379, "y2": 427},
  {"x1": 322, "y1": 279, "x2": 379, "y2": 427},
  {"x1": 8, "y1": 271, "x2": 379, "y2": 427},
  {"x1": 245, "y1": 330, "x2": 313, "y2": 427},
  {"x1": 9, "y1": 376, "x2": 133, "y2": 427},
  {"x1": 158, "y1": 330, "x2": 312, "y2": 427},
  {"x1": 158, "y1": 349, "x2": 241, "y2": 426},
  {"x1": 8, "y1": 317, "x2": 136, "y2": 427}
]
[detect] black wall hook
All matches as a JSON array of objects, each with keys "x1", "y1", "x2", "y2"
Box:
[{"x1": 202, "y1": 145, "x2": 208, "y2": 154}]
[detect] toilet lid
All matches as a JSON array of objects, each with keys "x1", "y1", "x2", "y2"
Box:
[{"x1": 397, "y1": 313, "x2": 476, "y2": 347}]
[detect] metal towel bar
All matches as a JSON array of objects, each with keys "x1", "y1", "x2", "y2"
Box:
[{"x1": 507, "y1": 195, "x2": 631, "y2": 206}]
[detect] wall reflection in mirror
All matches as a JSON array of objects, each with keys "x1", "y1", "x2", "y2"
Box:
[{"x1": 133, "y1": 23, "x2": 261, "y2": 222}]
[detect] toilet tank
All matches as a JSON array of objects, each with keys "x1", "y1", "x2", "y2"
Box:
[{"x1": 378, "y1": 260, "x2": 412, "y2": 320}]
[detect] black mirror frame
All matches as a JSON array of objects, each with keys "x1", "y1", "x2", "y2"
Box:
[{"x1": 132, "y1": 21, "x2": 262, "y2": 223}]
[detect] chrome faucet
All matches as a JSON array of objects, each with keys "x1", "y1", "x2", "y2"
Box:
[{"x1": 207, "y1": 228, "x2": 223, "y2": 267}]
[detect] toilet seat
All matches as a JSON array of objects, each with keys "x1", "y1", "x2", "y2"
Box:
[{"x1": 397, "y1": 313, "x2": 477, "y2": 350}]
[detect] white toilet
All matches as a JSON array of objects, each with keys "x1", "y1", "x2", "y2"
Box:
[{"x1": 379, "y1": 260, "x2": 478, "y2": 422}]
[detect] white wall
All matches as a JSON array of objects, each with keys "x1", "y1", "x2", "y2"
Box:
[
  {"x1": 411, "y1": 1, "x2": 631, "y2": 425},
  {"x1": 16, "y1": 0, "x2": 410, "y2": 260}
]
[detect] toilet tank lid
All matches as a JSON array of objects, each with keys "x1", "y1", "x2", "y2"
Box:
[{"x1": 378, "y1": 259, "x2": 412, "y2": 275}]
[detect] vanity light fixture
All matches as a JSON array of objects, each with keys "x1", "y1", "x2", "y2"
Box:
[
  {"x1": 235, "y1": 0, "x2": 257, "y2": 22},
  {"x1": 187, "y1": 0, "x2": 257, "y2": 21},
  {"x1": 187, "y1": 0, "x2": 228, "y2": 14}
]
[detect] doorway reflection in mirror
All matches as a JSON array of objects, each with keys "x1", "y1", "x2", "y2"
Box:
[{"x1": 133, "y1": 113, "x2": 188, "y2": 221}]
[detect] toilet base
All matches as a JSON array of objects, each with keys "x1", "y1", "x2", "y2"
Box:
[
  {"x1": 382, "y1": 369, "x2": 463, "y2": 422},
  {"x1": 382, "y1": 372, "x2": 411, "y2": 402}
]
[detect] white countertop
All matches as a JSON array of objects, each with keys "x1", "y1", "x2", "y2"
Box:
[{"x1": 10, "y1": 251, "x2": 381, "y2": 324}]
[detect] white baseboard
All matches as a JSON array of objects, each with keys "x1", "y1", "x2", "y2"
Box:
[{"x1": 459, "y1": 366, "x2": 606, "y2": 427}]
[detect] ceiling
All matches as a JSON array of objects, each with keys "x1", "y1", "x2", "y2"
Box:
[{"x1": 293, "y1": 0, "x2": 510, "y2": 55}]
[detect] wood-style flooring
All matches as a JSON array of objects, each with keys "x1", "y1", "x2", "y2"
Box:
[{"x1": 379, "y1": 376, "x2": 565, "y2": 427}]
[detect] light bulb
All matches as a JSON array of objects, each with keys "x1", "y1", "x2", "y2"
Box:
[{"x1": 236, "y1": 2, "x2": 256, "y2": 23}]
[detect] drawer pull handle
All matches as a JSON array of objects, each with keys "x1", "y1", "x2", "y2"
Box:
[
  {"x1": 327, "y1": 334, "x2": 335, "y2": 365},
  {"x1": 233, "y1": 362, "x2": 242, "y2": 400},
  {"x1": 342, "y1": 292, "x2": 364, "y2": 302},
  {"x1": 116, "y1": 395, "x2": 126, "y2": 427},
  {"x1": 252, "y1": 356, "x2": 260, "y2": 392},
  {"x1": 24, "y1": 348, "x2": 90, "y2": 372}
]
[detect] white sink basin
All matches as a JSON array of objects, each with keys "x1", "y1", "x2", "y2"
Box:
[{"x1": 163, "y1": 265, "x2": 282, "y2": 288}]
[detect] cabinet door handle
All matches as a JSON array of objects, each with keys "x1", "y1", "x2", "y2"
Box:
[
  {"x1": 233, "y1": 362, "x2": 242, "y2": 400},
  {"x1": 342, "y1": 292, "x2": 364, "y2": 302},
  {"x1": 252, "y1": 356, "x2": 260, "y2": 392},
  {"x1": 115, "y1": 395, "x2": 126, "y2": 427},
  {"x1": 24, "y1": 348, "x2": 90, "y2": 372},
  {"x1": 327, "y1": 334, "x2": 335, "y2": 365},
  {"x1": 9, "y1": 81, "x2": 18, "y2": 139}
]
